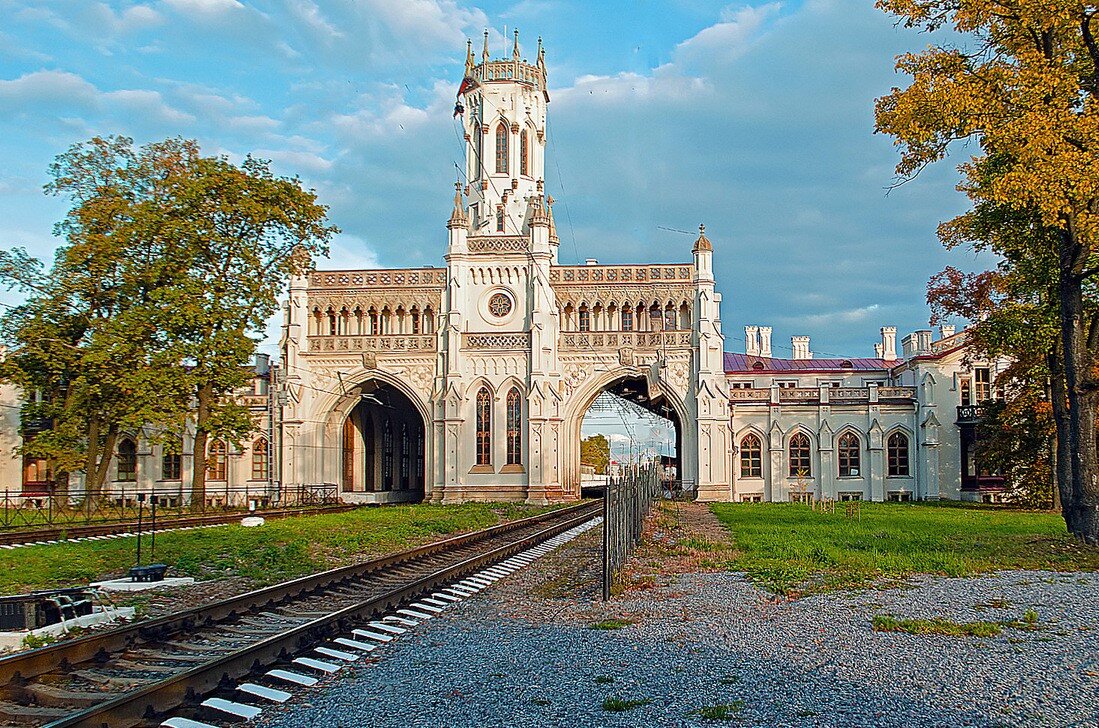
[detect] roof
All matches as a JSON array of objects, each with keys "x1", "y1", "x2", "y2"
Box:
[{"x1": 723, "y1": 352, "x2": 898, "y2": 374}]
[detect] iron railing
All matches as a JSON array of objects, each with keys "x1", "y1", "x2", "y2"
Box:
[
  {"x1": 0, "y1": 483, "x2": 340, "y2": 531},
  {"x1": 601, "y1": 464, "x2": 661, "y2": 600}
]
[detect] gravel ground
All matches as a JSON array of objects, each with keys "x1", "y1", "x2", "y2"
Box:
[{"x1": 254, "y1": 527, "x2": 1099, "y2": 728}]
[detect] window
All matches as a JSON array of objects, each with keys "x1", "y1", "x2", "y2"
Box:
[
  {"x1": 838, "y1": 432, "x2": 860, "y2": 477},
  {"x1": 578, "y1": 305, "x2": 591, "y2": 332},
  {"x1": 342, "y1": 417, "x2": 355, "y2": 491},
  {"x1": 520, "y1": 128, "x2": 529, "y2": 176},
  {"x1": 207, "y1": 440, "x2": 227, "y2": 481},
  {"x1": 620, "y1": 306, "x2": 633, "y2": 331},
  {"x1": 496, "y1": 206, "x2": 504, "y2": 232},
  {"x1": 383, "y1": 420, "x2": 394, "y2": 489},
  {"x1": 117, "y1": 439, "x2": 137, "y2": 482},
  {"x1": 495, "y1": 122, "x2": 509, "y2": 174},
  {"x1": 400, "y1": 424, "x2": 410, "y2": 489},
  {"x1": 474, "y1": 124, "x2": 483, "y2": 179},
  {"x1": 411, "y1": 310, "x2": 420, "y2": 335},
  {"x1": 664, "y1": 305, "x2": 676, "y2": 331},
  {"x1": 888, "y1": 491, "x2": 912, "y2": 502},
  {"x1": 162, "y1": 451, "x2": 182, "y2": 481},
  {"x1": 729, "y1": 382, "x2": 753, "y2": 390},
  {"x1": 252, "y1": 437, "x2": 269, "y2": 481},
  {"x1": 788, "y1": 433, "x2": 811, "y2": 477},
  {"x1": 476, "y1": 387, "x2": 492, "y2": 466},
  {"x1": 974, "y1": 368, "x2": 991, "y2": 402},
  {"x1": 839, "y1": 492, "x2": 862, "y2": 501},
  {"x1": 740, "y1": 493, "x2": 762, "y2": 503},
  {"x1": 777, "y1": 381, "x2": 798, "y2": 389},
  {"x1": 416, "y1": 427, "x2": 425, "y2": 481},
  {"x1": 740, "y1": 434, "x2": 762, "y2": 478},
  {"x1": 506, "y1": 388, "x2": 522, "y2": 465},
  {"x1": 423, "y1": 308, "x2": 434, "y2": 334},
  {"x1": 887, "y1": 432, "x2": 910, "y2": 477},
  {"x1": 960, "y1": 377, "x2": 971, "y2": 406}
]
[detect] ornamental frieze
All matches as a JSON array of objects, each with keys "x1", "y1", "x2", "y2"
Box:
[
  {"x1": 308, "y1": 268, "x2": 447, "y2": 289},
  {"x1": 307, "y1": 335, "x2": 437, "y2": 353},
  {"x1": 549, "y1": 264, "x2": 693, "y2": 284},
  {"x1": 307, "y1": 291, "x2": 443, "y2": 313},
  {"x1": 559, "y1": 331, "x2": 692, "y2": 351},
  {"x1": 467, "y1": 236, "x2": 530, "y2": 253},
  {"x1": 463, "y1": 333, "x2": 531, "y2": 350}
]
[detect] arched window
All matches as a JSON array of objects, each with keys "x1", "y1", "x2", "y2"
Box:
[
  {"x1": 620, "y1": 305, "x2": 633, "y2": 332},
  {"x1": 740, "y1": 434, "x2": 762, "y2": 478},
  {"x1": 838, "y1": 432, "x2": 861, "y2": 477},
  {"x1": 327, "y1": 308, "x2": 337, "y2": 335},
  {"x1": 496, "y1": 205, "x2": 505, "y2": 232},
  {"x1": 252, "y1": 437, "x2": 269, "y2": 481},
  {"x1": 788, "y1": 433, "x2": 811, "y2": 477},
  {"x1": 476, "y1": 387, "x2": 492, "y2": 466},
  {"x1": 162, "y1": 447, "x2": 181, "y2": 481},
  {"x1": 649, "y1": 303, "x2": 662, "y2": 329},
  {"x1": 495, "y1": 122, "x2": 509, "y2": 174},
  {"x1": 400, "y1": 423, "x2": 411, "y2": 489},
  {"x1": 473, "y1": 123, "x2": 483, "y2": 179},
  {"x1": 207, "y1": 440, "x2": 227, "y2": 481},
  {"x1": 578, "y1": 305, "x2": 591, "y2": 332},
  {"x1": 117, "y1": 439, "x2": 137, "y2": 482},
  {"x1": 383, "y1": 420, "x2": 394, "y2": 489},
  {"x1": 888, "y1": 432, "x2": 910, "y2": 477},
  {"x1": 423, "y1": 307, "x2": 435, "y2": 334},
  {"x1": 411, "y1": 308, "x2": 421, "y2": 335},
  {"x1": 664, "y1": 304, "x2": 676, "y2": 331},
  {"x1": 506, "y1": 388, "x2": 522, "y2": 466},
  {"x1": 520, "y1": 128, "x2": 529, "y2": 176}
]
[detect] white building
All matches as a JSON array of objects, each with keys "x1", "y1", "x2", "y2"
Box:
[{"x1": 0, "y1": 35, "x2": 1010, "y2": 506}]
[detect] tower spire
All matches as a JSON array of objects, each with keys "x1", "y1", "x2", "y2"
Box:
[
  {"x1": 465, "y1": 38, "x2": 474, "y2": 74},
  {"x1": 448, "y1": 180, "x2": 468, "y2": 229},
  {"x1": 512, "y1": 29, "x2": 520, "y2": 60},
  {"x1": 482, "y1": 29, "x2": 489, "y2": 62}
]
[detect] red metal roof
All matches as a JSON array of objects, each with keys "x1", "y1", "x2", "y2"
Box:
[{"x1": 723, "y1": 352, "x2": 898, "y2": 374}]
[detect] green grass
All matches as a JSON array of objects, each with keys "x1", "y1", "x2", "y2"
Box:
[
  {"x1": 0, "y1": 502, "x2": 559, "y2": 594},
  {"x1": 602, "y1": 697, "x2": 652, "y2": 712},
  {"x1": 587, "y1": 618, "x2": 635, "y2": 630},
  {"x1": 711, "y1": 501, "x2": 1099, "y2": 596},
  {"x1": 594, "y1": 675, "x2": 615, "y2": 684},
  {"x1": 872, "y1": 615, "x2": 1003, "y2": 637},
  {"x1": 688, "y1": 701, "x2": 745, "y2": 720}
]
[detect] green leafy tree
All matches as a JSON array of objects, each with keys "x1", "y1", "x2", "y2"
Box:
[
  {"x1": 581, "y1": 434, "x2": 611, "y2": 475},
  {"x1": 876, "y1": 3, "x2": 1099, "y2": 542}
]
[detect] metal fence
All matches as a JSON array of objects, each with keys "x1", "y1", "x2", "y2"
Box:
[
  {"x1": 601, "y1": 464, "x2": 662, "y2": 600},
  {"x1": 0, "y1": 482, "x2": 341, "y2": 531}
]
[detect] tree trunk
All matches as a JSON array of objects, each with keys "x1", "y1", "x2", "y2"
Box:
[
  {"x1": 85, "y1": 422, "x2": 119, "y2": 498},
  {"x1": 1048, "y1": 348, "x2": 1073, "y2": 522},
  {"x1": 1057, "y1": 226, "x2": 1099, "y2": 544},
  {"x1": 190, "y1": 382, "x2": 214, "y2": 510}
]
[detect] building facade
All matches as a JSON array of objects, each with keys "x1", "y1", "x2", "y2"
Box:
[{"x1": 0, "y1": 35, "x2": 1010, "y2": 506}]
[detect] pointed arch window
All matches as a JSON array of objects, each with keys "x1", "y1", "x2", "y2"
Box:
[
  {"x1": 888, "y1": 432, "x2": 910, "y2": 477},
  {"x1": 578, "y1": 304, "x2": 591, "y2": 332},
  {"x1": 506, "y1": 388, "x2": 522, "y2": 466},
  {"x1": 252, "y1": 437, "x2": 269, "y2": 481},
  {"x1": 620, "y1": 305, "x2": 633, "y2": 332},
  {"x1": 476, "y1": 387, "x2": 492, "y2": 466},
  {"x1": 520, "y1": 128, "x2": 529, "y2": 176},
  {"x1": 207, "y1": 440, "x2": 227, "y2": 481},
  {"x1": 495, "y1": 122, "x2": 509, "y2": 174},
  {"x1": 740, "y1": 434, "x2": 762, "y2": 478},
  {"x1": 473, "y1": 123, "x2": 483, "y2": 179},
  {"x1": 383, "y1": 420, "x2": 394, "y2": 490},
  {"x1": 838, "y1": 432, "x2": 861, "y2": 477},
  {"x1": 664, "y1": 304, "x2": 677, "y2": 331},
  {"x1": 496, "y1": 206, "x2": 505, "y2": 232},
  {"x1": 342, "y1": 417, "x2": 355, "y2": 491},
  {"x1": 117, "y1": 438, "x2": 137, "y2": 482},
  {"x1": 788, "y1": 433, "x2": 811, "y2": 477}
]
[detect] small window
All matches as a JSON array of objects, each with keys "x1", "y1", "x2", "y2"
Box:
[
  {"x1": 506, "y1": 388, "x2": 522, "y2": 465},
  {"x1": 476, "y1": 387, "x2": 492, "y2": 466},
  {"x1": 887, "y1": 432, "x2": 910, "y2": 477},
  {"x1": 620, "y1": 307, "x2": 633, "y2": 331},
  {"x1": 740, "y1": 434, "x2": 762, "y2": 478},
  {"x1": 578, "y1": 306, "x2": 591, "y2": 332},
  {"x1": 162, "y1": 451, "x2": 182, "y2": 481},
  {"x1": 252, "y1": 437, "x2": 269, "y2": 481},
  {"x1": 777, "y1": 381, "x2": 798, "y2": 389},
  {"x1": 788, "y1": 433, "x2": 811, "y2": 477},
  {"x1": 960, "y1": 377, "x2": 971, "y2": 406},
  {"x1": 838, "y1": 432, "x2": 861, "y2": 477},
  {"x1": 495, "y1": 122, "x2": 509, "y2": 175},
  {"x1": 888, "y1": 491, "x2": 912, "y2": 502},
  {"x1": 117, "y1": 439, "x2": 137, "y2": 482},
  {"x1": 729, "y1": 382, "x2": 753, "y2": 390},
  {"x1": 974, "y1": 368, "x2": 991, "y2": 402},
  {"x1": 520, "y1": 128, "x2": 529, "y2": 176},
  {"x1": 496, "y1": 206, "x2": 504, "y2": 232},
  {"x1": 838, "y1": 492, "x2": 862, "y2": 502},
  {"x1": 739, "y1": 493, "x2": 762, "y2": 503}
]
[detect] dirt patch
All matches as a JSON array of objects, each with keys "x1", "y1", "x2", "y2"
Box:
[
  {"x1": 111, "y1": 576, "x2": 257, "y2": 620},
  {"x1": 615, "y1": 502, "x2": 736, "y2": 593}
]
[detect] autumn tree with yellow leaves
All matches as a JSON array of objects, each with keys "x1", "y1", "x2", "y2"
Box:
[{"x1": 875, "y1": 1, "x2": 1099, "y2": 542}]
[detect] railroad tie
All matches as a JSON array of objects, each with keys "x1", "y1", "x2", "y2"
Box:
[
  {"x1": 237, "y1": 682, "x2": 293, "y2": 703},
  {"x1": 293, "y1": 656, "x2": 341, "y2": 673},
  {"x1": 352, "y1": 628, "x2": 393, "y2": 643},
  {"x1": 334, "y1": 637, "x2": 377, "y2": 652},
  {"x1": 266, "y1": 669, "x2": 319, "y2": 687},
  {"x1": 201, "y1": 697, "x2": 263, "y2": 720},
  {"x1": 368, "y1": 620, "x2": 406, "y2": 635}
]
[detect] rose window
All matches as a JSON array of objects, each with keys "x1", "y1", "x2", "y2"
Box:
[{"x1": 488, "y1": 292, "x2": 513, "y2": 318}]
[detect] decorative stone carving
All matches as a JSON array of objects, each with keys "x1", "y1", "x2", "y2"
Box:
[
  {"x1": 468, "y1": 237, "x2": 530, "y2": 253},
  {"x1": 362, "y1": 352, "x2": 377, "y2": 370},
  {"x1": 618, "y1": 347, "x2": 634, "y2": 367},
  {"x1": 464, "y1": 333, "x2": 530, "y2": 350},
  {"x1": 550, "y1": 264, "x2": 692, "y2": 284},
  {"x1": 309, "y1": 268, "x2": 447, "y2": 289}
]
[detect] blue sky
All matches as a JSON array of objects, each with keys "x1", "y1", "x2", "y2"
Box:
[{"x1": 0, "y1": 0, "x2": 982, "y2": 359}]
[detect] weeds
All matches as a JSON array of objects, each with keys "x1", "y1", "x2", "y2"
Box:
[
  {"x1": 602, "y1": 697, "x2": 652, "y2": 712},
  {"x1": 587, "y1": 618, "x2": 635, "y2": 630},
  {"x1": 872, "y1": 615, "x2": 1002, "y2": 637},
  {"x1": 688, "y1": 701, "x2": 745, "y2": 720}
]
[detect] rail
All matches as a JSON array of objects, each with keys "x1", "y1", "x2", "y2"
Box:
[{"x1": 0, "y1": 501, "x2": 599, "y2": 727}]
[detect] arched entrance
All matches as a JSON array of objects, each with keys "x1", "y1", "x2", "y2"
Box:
[
  {"x1": 562, "y1": 371, "x2": 686, "y2": 496},
  {"x1": 340, "y1": 380, "x2": 426, "y2": 503}
]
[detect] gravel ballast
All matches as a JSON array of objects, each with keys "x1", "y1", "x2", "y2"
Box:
[{"x1": 254, "y1": 530, "x2": 1099, "y2": 728}]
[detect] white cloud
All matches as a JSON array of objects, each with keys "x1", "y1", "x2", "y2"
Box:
[
  {"x1": 163, "y1": 0, "x2": 244, "y2": 15},
  {"x1": 254, "y1": 148, "x2": 333, "y2": 174},
  {"x1": 0, "y1": 70, "x2": 98, "y2": 106},
  {"x1": 675, "y1": 3, "x2": 782, "y2": 67},
  {"x1": 105, "y1": 88, "x2": 194, "y2": 124}
]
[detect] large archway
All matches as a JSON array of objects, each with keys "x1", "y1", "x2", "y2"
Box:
[
  {"x1": 339, "y1": 380, "x2": 426, "y2": 504},
  {"x1": 562, "y1": 371, "x2": 686, "y2": 496}
]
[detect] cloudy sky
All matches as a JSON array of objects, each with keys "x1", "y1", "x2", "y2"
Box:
[{"x1": 0, "y1": 0, "x2": 981, "y2": 359}]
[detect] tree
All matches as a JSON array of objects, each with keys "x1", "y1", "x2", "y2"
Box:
[
  {"x1": 0, "y1": 137, "x2": 196, "y2": 495},
  {"x1": 154, "y1": 153, "x2": 336, "y2": 504},
  {"x1": 581, "y1": 434, "x2": 611, "y2": 474},
  {"x1": 876, "y1": 3, "x2": 1099, "y2": 543}
]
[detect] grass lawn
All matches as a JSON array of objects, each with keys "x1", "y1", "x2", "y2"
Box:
[
  {"x1": 0, "y1": 502, "x2": 560, "y2": 595},
  {"x1": 711, "y1": 501, "x2": 1099, "y2": 596}
]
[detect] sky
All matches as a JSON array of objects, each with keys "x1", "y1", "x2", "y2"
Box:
[{"x1": 0, "y1": 0, "x2": 983, "y2": 362}]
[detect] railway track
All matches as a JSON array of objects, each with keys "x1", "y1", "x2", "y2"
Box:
[
  {"x1": 0, "y1": 504, "x2": 357, "y2": 548},
  {"x1": 0, "y1": 501, "x2": 600, "y2": 727}
]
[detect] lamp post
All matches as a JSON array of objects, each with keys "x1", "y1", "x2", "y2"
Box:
[{"x1": 135, "y1": 492, "x2": 146, "y2": 567}]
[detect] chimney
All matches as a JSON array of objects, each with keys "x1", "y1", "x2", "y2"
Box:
[
  {"x1": 584, "y1": 258, "x2": 599, "y2": 266},
  {"x1": 745, "y1": 326, "x2": 759, "y2": 355},
  {"x1": 791, "y1": 335, "x2": 812, "y2": 359},
  {"x1": 917, "y1": 329, "x2": 933, "y2": 352},
  {"x1": 880, "y1": 326, "x2": 897, "y2": 360},
  {"x1": 902, "y1": 330, "x2": 932, "y2": 357},
  {"x1": 254, "y1": 352, "x2": 271, "y2": 375},
  {"x1": 759, "y1": 326, "x2": 772, "y2": 357},
  {"x1": 939, "y1": 324, "x2": 956, "y2": 340}
]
